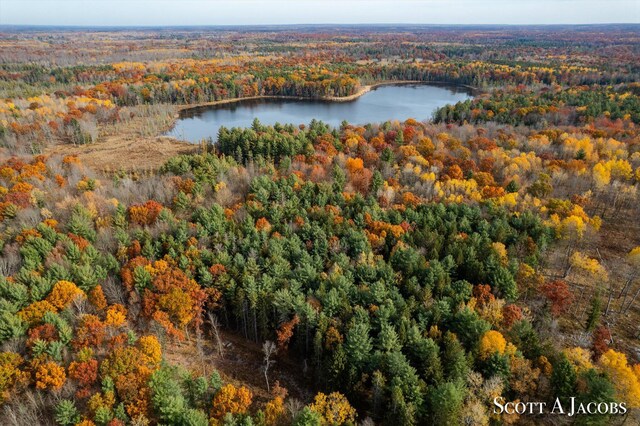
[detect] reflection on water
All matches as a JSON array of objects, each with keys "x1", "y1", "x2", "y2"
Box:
[{"x1": 166, "y1": 84, "x2": 472, "y2": 143}]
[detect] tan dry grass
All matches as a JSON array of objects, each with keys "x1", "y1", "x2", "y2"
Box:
[{"x1": 45, "y1": 135, "x2": 198, "y2": 172}]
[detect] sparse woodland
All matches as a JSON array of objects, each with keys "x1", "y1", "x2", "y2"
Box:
[{"x1": 0, "y1": 25, "x2": 640, "y2": 425}]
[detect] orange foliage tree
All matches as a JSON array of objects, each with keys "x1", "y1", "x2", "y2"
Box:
[
  {"x1": 256, "y1": 217, "x2": 272, "y2": 232},
  {"x1": 34, "y1": 361, "x2": 66, "y2": 390},
  {"x1": 69, "y1": 358, "x2": 99, "y2": 389},
  {"x1": 276, "y1": 315, "x2": 299, "y2": 352},
  {"x1": 210, "y1": 383, "x2": 253, "y2": 419},
  {"x1": 128, "y1": 200, "x2": 163, "y2": 226},
  {"x1": 46, "y1": 280, "x2": 84, "y2": 310},
  {"x1": 142, "y1": 267, "x2": 207, "y2": 338},
  {"x1": 88, "y1": 285, "x2": 107, "y2": 310},
  {"x1": 73, "y1": 314, "x2": 106, "y2": 349},
  {"x1": 502, "y1": 304, "x2": 523, "y2": 328},
  {"x1": 99, "y1": 335, "x2": 162, "y2": 419}
]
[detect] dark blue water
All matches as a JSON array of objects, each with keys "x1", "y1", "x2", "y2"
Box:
[{"x1": 167, "y1": 84, "x2": 472, "y2": 143}]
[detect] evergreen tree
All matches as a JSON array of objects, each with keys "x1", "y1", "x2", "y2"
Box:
[{"x1": 551, "y1": 355, "x2": 577, "y2": 403}]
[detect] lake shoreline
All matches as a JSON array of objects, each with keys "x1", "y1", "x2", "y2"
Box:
[
  {"x1": 46, "y1": 82, "x2": 476, "y2": 172},
  {"x1": 175, "y1": 80, "x2": 479, "y2": 115},
  {"x1": 164, "y1": 81, "x2": 477, "y2": 142}
]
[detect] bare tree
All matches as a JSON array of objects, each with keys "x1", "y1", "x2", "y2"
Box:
[
  {"x1": 207, "y1": 312, "x2": 224, "y2": 359},
  {"x1": 0, "y1": 245, "x2": 21, "y2": 277},
  {"x1": 193, "y1": 327, "x2": 207, "y2": 376},
  {"x1": 1, "y1": 390, "x2": 52, "y2": 426},
  {"x1": 262, "y1": 340, "x2": 277, "y2": 393},
  {"x1": 284, "y1": 398, "x2": 305, "y2": 421}
]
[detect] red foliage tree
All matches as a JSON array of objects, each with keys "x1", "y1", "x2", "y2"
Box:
[
  {"x1": 69, "y1": 358, "x2": 99, "y2": 388},
  {"x1": 592, "y1": 325, "x2": 611, "y2": 360},
  {"x1": 502, "y1": 304, "x2": 523, "y2": 328},
  {"x1": 541, "y1": 279, "x2": 573, "y2": 317},
  {"x1": 473, "y1": 284, "x2": 495, "y2": 308},
  {"x1": 27, "y1": 324, "x2": 59, "y2": 347},
  {"x1": 73, "y1": 315, "x2": 106, "y2": 349}
]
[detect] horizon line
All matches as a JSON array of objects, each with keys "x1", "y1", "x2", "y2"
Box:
[{"x1": 1, "y1": 22, "x2": 639, "y2": 29}]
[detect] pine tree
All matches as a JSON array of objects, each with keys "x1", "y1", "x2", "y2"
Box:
[
  {"x1": 54, "y1": 399, "x2": 80, "y2": 426},
  {"x1": 551, "y1": 355, "x2": 577, "y2": 402},
  {"x1": 345, "y1": 322, "x2": 372, "y2": 369},
  {"x1": 428, "y1": 382, "x2": 465, "y2": 426},
  {"x1": 442, "y1": 332, "x2": 468, "y2": 383},
  {"x1": 585, "y1": 294, "x2": 603, "y2": 332}
]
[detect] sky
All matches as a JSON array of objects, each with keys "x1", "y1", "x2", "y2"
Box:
[{"x1": 0, "y1": 0, "x2": 638, "y2": 26}]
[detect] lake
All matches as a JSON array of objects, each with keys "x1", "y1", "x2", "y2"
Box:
[{"x1": 166, "y1": 83, "x2": 473, "y2": 143}]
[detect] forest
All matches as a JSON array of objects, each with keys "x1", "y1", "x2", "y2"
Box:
[{"x1": 0, "y1": 24, "x2": 640, "y2": 425}]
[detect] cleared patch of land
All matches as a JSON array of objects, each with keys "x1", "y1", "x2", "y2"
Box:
[
  {"x1": 45, "y1": 135, "x2": 198, "y2": 172},
  {"x1": 163, "y1": 330, "x2": 314, "y2": 406}
]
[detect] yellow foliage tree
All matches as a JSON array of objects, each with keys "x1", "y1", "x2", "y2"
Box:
[
  {"x1": 45, "y1": 280, "x2": 84, "y2": 310},
  {"x1": 628, "y1": 246, "x2": 640, "y2": 268},
  {"x1": 416, "y1": 136, "x2": 435, "y2": 156},
  {"x1": 479, "y1": 330, "x2": 507, "y2": 359},
  {"x1": 0, "y1": 352, "x2": 29, "y2": 402},
  {"x1": 264, "y1": 396, "x2": 285, "y2": 426},
  {"x1": 563, "y1": 347, "x2": 594, "y2": 372},
  {"x1": 599, "y1": 349, "x2": 640, "y2": 407},
  {"x1": 309, "y1": 392, "x2": 357, "y2": 425},
  {"x1": 516, "y1": 263, "x2": 544, "y2": 299},
  {"x1": 491, "y1": 242, "x2": 508, "y2": 265},
  {"x1": 477, "y1": 298, "x2": 505, "y2": 328},
  {"x1": 87, "y1": 390, "x2": 116, "y2": 415},
  {"x1": 592, "y1": 163, "x2": 611, "y2": 189},
  {"x1": 509, "y1": 356, "x2": 540, "y2": 399},
  {"x1": 17, "y1": 300, "x2": 57, "y2": 325},
  {"x1": 104, "y1": 304, "x2": 128, "y2": 327},
  {"x1": 559, "y1": 215, "x2": 586, "y2": 240},
  {"x1": 606, "y1": 159, "x2": 633, "y2": 181},
  {"x1": 569, "y1": 252, "x2": 608, "y2": 283},
  {"x1": 137, "y1": 335, "x2": 162, "y2": 365}
]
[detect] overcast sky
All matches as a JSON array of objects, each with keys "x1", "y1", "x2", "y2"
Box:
[{"x1": 0, "y1": 0, "x2": 638, "y2": 26}]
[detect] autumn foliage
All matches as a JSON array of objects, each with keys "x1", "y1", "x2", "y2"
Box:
[
  {"x1": 541, "y1": 280, "x2": 573, "y2": 317},
  {"x1": 309, "y1": 392, "x2": 357, "y2": 425},
  {"x1": 1, "y1": 26, "x2": 640, "y2": 426},
  {"x1": 128, "y1": 200, "x2": 163, "y2": 226},
  {"x1": 210, "y1": 384, "x2": 253, "y2": 419},
  {"x1": 35, "y1": 361, "x2": 66, "y2": 390},
  {"x1": 142, "y1": 267, "x2": 207, "y2": 338}
]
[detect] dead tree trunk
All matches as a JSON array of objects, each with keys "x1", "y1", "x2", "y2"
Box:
[{"x1": 208, "y1": 312, "x2": 225, "y2": 359}]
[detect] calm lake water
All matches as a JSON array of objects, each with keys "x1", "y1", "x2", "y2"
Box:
[{"x1": 166, "y1": 84, "x2": 473, "y2": 143}]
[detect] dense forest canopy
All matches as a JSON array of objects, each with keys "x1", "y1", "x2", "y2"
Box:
[{"x1": 0, "y1": 25, "x2": 640, "y2": 425}]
